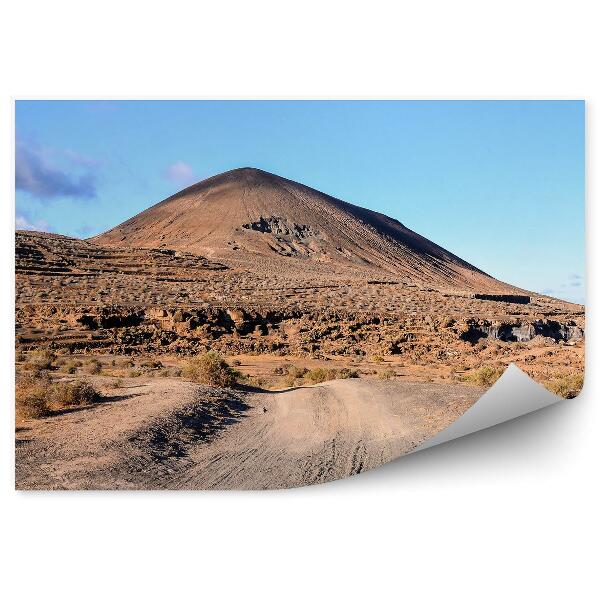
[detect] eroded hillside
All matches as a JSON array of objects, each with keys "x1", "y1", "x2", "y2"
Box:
[{"x1": 16, "y1": 230, "x2": 584, "y2": 386}]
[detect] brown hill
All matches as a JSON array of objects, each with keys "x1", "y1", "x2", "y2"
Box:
[{"x1": 93, "y1": 167, "x2": 516, "y2": 293}]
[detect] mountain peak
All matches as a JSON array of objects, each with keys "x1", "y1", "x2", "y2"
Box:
[{"x1": 92, "y1": 168, "x2": 514, "y2": 293}]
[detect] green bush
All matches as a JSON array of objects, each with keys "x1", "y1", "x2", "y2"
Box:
[{"x1": 182, "y1": 351, "x2": 239, "y2": 388}]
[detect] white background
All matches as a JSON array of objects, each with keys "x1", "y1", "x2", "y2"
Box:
[{"x1": 1, "y1": 2, "x2": 597, "y2": 598}]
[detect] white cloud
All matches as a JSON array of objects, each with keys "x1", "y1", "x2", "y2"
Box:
[
  {"x1": 16, "y1": 138, "x2": 97, "y2": 200},
  {"x1": 15, "y1": 210, "x2": 51, "y2": 232},
  {"x1": 164, "y1": 161, "x2": 197, "y2": 187}
]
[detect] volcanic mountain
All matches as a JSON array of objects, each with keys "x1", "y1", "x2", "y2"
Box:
[{"x1": 93, "y1": 167, "x2": 516, "y2": 293}]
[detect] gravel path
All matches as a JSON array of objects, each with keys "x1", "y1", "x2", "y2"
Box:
[{"x1": 15, "y1": 377, "x2": 483, "y2": 490}]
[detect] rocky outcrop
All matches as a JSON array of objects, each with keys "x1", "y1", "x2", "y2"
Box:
[
  {"x1": 460, "y1": 319, "x2": 584, "y2": 344},
  {"x1": 15, "y1": 230, "x2": 585, "y2": 372},
  {"x1": 472, "y1": 293, "x2": 531, "y2": 304}
]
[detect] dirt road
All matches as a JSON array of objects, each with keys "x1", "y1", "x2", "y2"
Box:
[{"x1": 16, "y1": 377, "x2": 483, "y2": 490}]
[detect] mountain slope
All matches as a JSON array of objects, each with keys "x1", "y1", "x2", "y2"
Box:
[{"x1": 93, "y1": 167, "x2": 517, "y2": 292}]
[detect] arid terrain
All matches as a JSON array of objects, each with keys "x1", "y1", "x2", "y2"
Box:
[
  {"x1": 16, "y1": 374, "x2": 483, "y2": 490},
  {"x1": 15, "y1": 167, "x2": 585, "y2": 489}
]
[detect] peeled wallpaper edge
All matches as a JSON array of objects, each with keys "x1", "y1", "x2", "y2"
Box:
[{"x1": 412, "y1": 364, "x2": 563, "y2": 453}]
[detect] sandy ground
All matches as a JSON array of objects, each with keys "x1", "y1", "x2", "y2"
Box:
[{"x1": 15, "y1": 377, "x2": 483, "y2": 490}]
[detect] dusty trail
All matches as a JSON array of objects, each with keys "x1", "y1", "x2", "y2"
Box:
[{"x1": 16, "y1": 377, "x2": 482, "y2": 490}]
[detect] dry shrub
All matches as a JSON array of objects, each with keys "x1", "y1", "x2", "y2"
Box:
[
  {"x1": 140, "y1": 360, "x2": 163, "y2": 371},
  {"x1": 182, "y1": 351, "x2": 239, "y2": 388},
  {"x1": 288, "y1": 365, "x2": 308, "y2": 379},
  {"x1": 16, "y1": 378, "x2": 51, "y2": 419},
  {"x1": 248, "y1": 375, "x2": 267, "y2": 388},
  {"x1": 305, "y1": 368, "x2": 338, "y2": 384},
  {"x1": 440, "y1": 316, "x2": 455, "y2": 328},
  {"x1": 378, "y1": 369, "x2": 395, "y2": 380},
  {"x1": 16, "y1": 377, "x2": 101, "y2": 418},
  {"x1": 85, "y1": 359, "x2": 102, "y2": 374},
  {"x1": 545, "y1": 372, "x2": 584, "y2": 399},
  {"x1": 372, "y1": 355, "x2": 384, "y2": 363},
  {"x1": 339, "y1": 368, "x2": 359, "y2": 379},
  {"x1": 36, "y1": 349, "x2": 57, "y2": 369},
  {"x1": 283, "y1": 374, "x2": 298, "y2": 387},
  {"x1": 282, "y1": 365, "x2": 309, "y2": 387},
  {"x1": 461, "y1": 365, "x2": 504, "y2": 387},
  {"x1": 23, "y1": 349, "x2": 56, "y2": 371},
  {"x1": 49, "y1": 380, "x2": 101, "y2": 408}
]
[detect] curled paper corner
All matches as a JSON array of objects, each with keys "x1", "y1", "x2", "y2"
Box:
[{"x1": 412, "y1": 364, "x2": 566, "y2": 453}]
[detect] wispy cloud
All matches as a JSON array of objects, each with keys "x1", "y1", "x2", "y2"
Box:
[
  {"x1": 63, "y1": 149, "x2": 102, "y2": 169},
  {"x1": 16, "y1": 139, "x2": 97, "y2": 200},
  {"x1": 15, "y1": 209, "x2": 52, "y2": 232},
  {"x1": 541, "y1": 273, "x2": 585, "y2": 304},
  {"x1": 164, "y1": 161, "x2": 197, "y2": 187},
  {"x1": 568, "y1": 273, "x2": 583, "y2": 287}
]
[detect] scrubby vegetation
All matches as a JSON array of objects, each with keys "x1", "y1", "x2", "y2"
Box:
[
  {"x1": 16, "y1": 375, "x2": 102, "y2": 420},
  {"x1": 461, "y1": 365, "x2": 504, "y2": 387},
  {"x1": 544, "y1": 372, "x2": 584, "y2": 399},
  {"x1": 279, "y1": 365, "x2": 359, "y2": 387},
  {"x1": 20, "y1": 349, "x2": 57, "y2": 373},
  {"x1": 16, "y1": 378, "x2": 52, "y2": 419},
  {"x1": 378, "y1": 369, "x2": 396, "y2": 380},
  {"x1": 50, "y1": 380, "x2": 101, "y2": 408},
  {"x1": 30, "y1": 349, "x2": 57, "y2": 370},
  {"x1": 304, "y1": 367, "x2": 359, "y2": 383},
  {"x1": 305, "y1": 368, "x2": 338, "y2": 384},
  {"x1": 339, "y1": 368, "x2": 359, "y2": 379},
  {"x1": 140, "y1": 360, "x2": 163, "y2": 371},
  {"x1": 85, "y1": 359, "x2": 103, "y2": 374},
  {"x1": 182, "y1": 351, "x2": 240, "y2": 388}
]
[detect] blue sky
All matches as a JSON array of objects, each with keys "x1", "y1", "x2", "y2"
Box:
[{"x1": 15, "y1": 100, "x2": 585, "y2": 303}]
